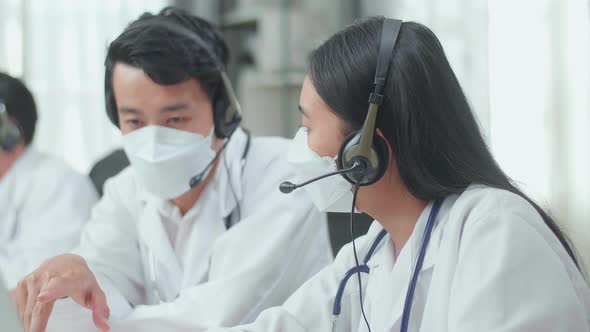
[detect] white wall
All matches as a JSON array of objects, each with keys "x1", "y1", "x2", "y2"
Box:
[
  {"x1": 364, "y1": 0, "x2": 590, "y2": 274},
  {"x1": 0, "y1": 0, "x2": 169, "y2": 173}
]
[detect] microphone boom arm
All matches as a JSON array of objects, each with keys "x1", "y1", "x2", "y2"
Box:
[{"x1": 280, "y1": 162, "x2": 362, "y2": 194}]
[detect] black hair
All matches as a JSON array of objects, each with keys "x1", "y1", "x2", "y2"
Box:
[
  {"x1": 0, "y1": 72, "x2": 37, "y2": 145},
  {"x1": 104, "y1": 6, "x2": 230, "y2": 126},
  {"x1": 308, "y1": 17, "x2": 580, "y2": 269}
]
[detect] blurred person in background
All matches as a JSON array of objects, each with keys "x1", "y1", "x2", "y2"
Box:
[{"x1": 0, "y1": 72, "x2": 98, "y2": 289}]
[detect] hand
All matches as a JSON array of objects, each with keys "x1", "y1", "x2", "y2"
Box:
[{"x1": 12, "y1": 254, "x2": 110, "y2": 332}]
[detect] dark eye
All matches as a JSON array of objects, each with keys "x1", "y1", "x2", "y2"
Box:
[
  {"x1": 167, "y1": 117, "x2": 186, "y2": 125},
  {"x1": 125, "y1": 119, "x2": 144, "y2": 128}
]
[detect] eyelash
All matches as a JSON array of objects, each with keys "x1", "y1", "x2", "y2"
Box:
[
  {"x1": 167, "y1": 117, "x2": 186, "y2": 124},
  {"x1": 126, "y1": 119, "x2": 143, "y2": 127}
]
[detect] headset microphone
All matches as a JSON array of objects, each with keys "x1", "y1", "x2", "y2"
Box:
[
  {"x1": 279, "y1": 162, "x2": 362, "y2": 194},
  {"x1": 189, "y1": 139, "x2": 231, "y2": 189}
]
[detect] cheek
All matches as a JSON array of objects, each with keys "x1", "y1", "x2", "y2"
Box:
[
  {"x1": 118, "y1": 123, "x2": 133, "y2": 135},
  {"x1": 307, "y1": 128, "x2": 343, "y2": 158},
  {"x1": 180, "y1": 108, "x2": 214, "y2": 135}
]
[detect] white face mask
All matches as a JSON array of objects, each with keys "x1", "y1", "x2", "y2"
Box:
[
  {"x1": 286, "y1": 127, "x2": 355, "y2": 213},
  {"x1": 122, "y1": 126, "x2": 217, "y2": 199}
]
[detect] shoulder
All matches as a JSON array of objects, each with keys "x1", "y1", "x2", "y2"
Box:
[
  {"x1": 448, "y1": 184, "x2": 583, "y2": 287},
  {"x1": 246, "y1": 136, "x2": 291, "y2": 169},
  {"x1": 241, "y1": 136, "x2": 295, "y2": 194},
  {"x1": 240, "y1": 135, "x2": 324, "y2": 217},
  {"x1": 26, "y1": 149, "x2": 96, "y2": 197},
  {"x1": 448, "y1": 184, "x2": 560, "y2": 259},
  {"x1": 450, "y1": 184, "x2": 541, "y2": 231},
  {"x1": 27, "y1": 149, "x2": 77, "y2": 179},
  {"x1": 86, "y1": 166, "x2": 144, "y2": 223},
  {"x1": 101, "y1": 166, "x2": 142, "y2": 200},
  {"x1": 445, "y1": 185, "x2": 590, "y2": 329}
]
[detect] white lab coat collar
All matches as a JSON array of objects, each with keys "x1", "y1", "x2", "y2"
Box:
[
  {"x1": 367, "y1": 199, "x2": 450, "y2": 272},
  {"x1": 408, "y1": 198, "x2": 452, "y2": 271},
  {"x1": 136, "y1": 201, "x2": 183, "y2": 301},
  {"x1": 365, "y1": 198, "x2": 452, "y2": 330}
]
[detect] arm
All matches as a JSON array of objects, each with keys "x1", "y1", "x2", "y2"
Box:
[
  {"x1": 13, "y1": 170, "x2": 144, "y2": 332},
  {"x1": 448, "y1": 195, "x2": 590, "y2": 331},
  {"x1": 206, "y1": 229, "x2": 380, "y2": 332},
  {"x1": 74, "y1": 171, "x2": 146, "y2": 311}
]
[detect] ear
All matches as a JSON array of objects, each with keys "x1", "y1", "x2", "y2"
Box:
[{"x1": 375, "y1": 128, "x2": 393, "y2": 162}]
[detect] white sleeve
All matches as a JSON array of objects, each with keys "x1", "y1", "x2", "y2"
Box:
[
  {"x1": 108, "y1": 152, "x2": 334, "y2": 331},
  {"x1": 46, "y1": 174, "x2": 143, "y2": 332},
  {"x1": 0, "y1": 172, "x2": 98, "y2": 289},
  {"x1": 74, "y1": 173, "x2": 146, "y2": 310},
  {"x1": 448, "y1": 195, "x2": 590, "y2": 332},
  {"x1": 205, "y1": 231, "x2": 375, "y2": 332}
]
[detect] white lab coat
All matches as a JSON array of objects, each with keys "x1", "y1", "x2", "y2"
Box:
[
  {"x1": 0, "y1": 148, "x2": 98, "y2": 288},
  {"x1": 46, "y1": 129, "x2": 332, "y2": 331},
  {"x1": 208, "y1": 184, "x2": 590, "y2": 332}
]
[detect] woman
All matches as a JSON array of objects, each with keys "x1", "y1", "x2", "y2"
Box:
[{"x1": 210, "y1": 17, "x2": 590, "y2": 332}]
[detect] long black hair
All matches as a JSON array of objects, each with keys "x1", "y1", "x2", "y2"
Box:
[{"x1": 308, "y1": 17, "x2": 579, "y2": 269}]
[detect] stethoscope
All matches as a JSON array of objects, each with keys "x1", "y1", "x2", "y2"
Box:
[
  {"x1": 148, "y1": 129, "x2": 251, "y2": 303},
  {"x1": 332, "y1": 199, "x2": 443, "y2": 332}
]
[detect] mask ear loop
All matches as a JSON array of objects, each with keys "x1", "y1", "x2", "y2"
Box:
[{"x1": 350, "y1": 182, "x2": 372, "y2": 332}]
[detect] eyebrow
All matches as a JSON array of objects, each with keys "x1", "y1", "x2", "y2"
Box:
[
  {"x1": 119, "y1": 107, "x2": 141, "y2": 115},
  {"x1": 118, "y1": 103, "x2": 190, "y2": 115},
  {"x1": 161, "y1": 102, "x2": 190, "y2": 113}
]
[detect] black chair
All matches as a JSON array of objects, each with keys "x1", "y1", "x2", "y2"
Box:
[
  {"x1": 88, "y1": 149, "x2": 130, "y2": 197},
  {"x1": 327, "y1": 212, "x2": 373, "y2": 256}
]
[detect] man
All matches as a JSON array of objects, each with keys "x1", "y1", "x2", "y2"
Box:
[
  {"x1": 12, "y1": 7, "x2": 332, "y2": 332},
  {"x1": 0, "y1": 72, "x2": 98, "y2": 289}
]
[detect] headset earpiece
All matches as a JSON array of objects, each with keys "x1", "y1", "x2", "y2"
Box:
[
  {"x1": 213, "y1": 71, "x2": 242, "y2": 139},
  {"x1": 337, "y1": 130, "x2": 389, "y2": 185}
]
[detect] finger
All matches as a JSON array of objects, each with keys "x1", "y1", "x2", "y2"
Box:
[
  {"x1": 29, "y1": 300, "x2": 55, "y2": 332},
  {"x1": 37, "y1": 276, "x2": 87, "y2": 305},
  {"x1": 24, "y1": 279, "x2": 41, "y2": 331},
  {"x1": 90, "y1": 286, "x2": 110, "y2": 332},
  {"x1": 14, "y1": 280, "x2": 28, "y2": 323},
  {"x1": 92, "y1": 309, "x2": 111, "y2": 332}
]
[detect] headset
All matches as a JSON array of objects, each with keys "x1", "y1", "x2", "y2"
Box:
[
  {"x1": 0, "y1": 100, "x2": 21, "y2": 151},
  {"x1": 104, "y1": 17, "x2": 243, "y2": 140},
  {"x1": 336, "y1": 18, "x2": 402, "y2": 186}
]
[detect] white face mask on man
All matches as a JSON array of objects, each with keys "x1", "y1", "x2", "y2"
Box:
[
  {"x1": 122, "y1": 125, "x2": 217, "y2": 199},
  {"x1": 286, "y1": 127, "x2": 355, "y2": 213}
]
